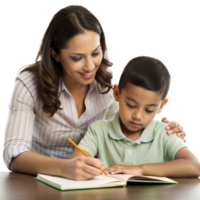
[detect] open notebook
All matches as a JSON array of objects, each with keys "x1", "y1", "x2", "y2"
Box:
[{"x1": 35, "y1": 174, "x2": 178, "y2": 191}]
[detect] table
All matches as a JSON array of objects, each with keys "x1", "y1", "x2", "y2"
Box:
[{"x1": 0, "y1": 172, "x2": 200, "y2": 200}]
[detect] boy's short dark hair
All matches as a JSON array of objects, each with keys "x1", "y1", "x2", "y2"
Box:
[{"x1": 118, "y1": 56, "x2": 170, "y2": 100}]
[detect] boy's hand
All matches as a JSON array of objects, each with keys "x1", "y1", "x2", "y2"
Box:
[
  {"x1": 106, "y1": 164, "x2": 143, "y2": 175},
  {"x1": 162, "y1": 118, "x2": 186, "y2": 143}
]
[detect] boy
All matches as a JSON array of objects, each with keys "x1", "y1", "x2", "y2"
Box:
[{"x1": 71, "y1": 56, "x2": 200, "y2": 177}]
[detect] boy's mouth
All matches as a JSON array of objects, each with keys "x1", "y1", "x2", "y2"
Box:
[{"x1": 130, "y1": 122, "x2": 141, "y2": 128}]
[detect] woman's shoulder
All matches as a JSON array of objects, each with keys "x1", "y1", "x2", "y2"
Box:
[
  {"x1": 17, "y1": 70, "x2": 37, "y2": 82},
  {"x1": 15, "y1": 71, "x2": 38, "y2": 100},
  {"x1": 16, "y1": 71, "x2": 38, "y2": 89}
]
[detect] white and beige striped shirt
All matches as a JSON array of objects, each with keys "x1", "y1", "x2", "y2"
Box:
[{"x1": 3, "y1": 71, "x2": 119, "y2": 169}]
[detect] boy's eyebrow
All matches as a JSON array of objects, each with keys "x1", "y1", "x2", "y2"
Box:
[
  {"x1": 70, "y1": 45, "x2": 100, "y2": 56},
  {"x1": 126, "y1": 97, "x2": 158, "y2": 107}
]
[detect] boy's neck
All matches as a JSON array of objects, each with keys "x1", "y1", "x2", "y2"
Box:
[
  {"x1": 123, "y1": 130, "x2": 144, "y2": 142},
  {"x1": 119, "y1": 119, "x2": 144, "y2": 142}
]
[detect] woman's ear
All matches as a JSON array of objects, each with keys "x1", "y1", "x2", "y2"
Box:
[
  {"x1": 157, "y1": 98, "x2": 168, "y2": 114},
  {"x1": 50, "y1": 48, "x2": 60, "y2": 62},
  {"x1": 113, "y1": 84, "x2": 120, "y2": 102}
]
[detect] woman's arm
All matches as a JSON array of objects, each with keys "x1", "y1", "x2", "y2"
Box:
[
  {"x1": 10, "y1": 152, "x2": 64, "y2": 176},
  {"x1": 10, "y1": 151, "x2": 104, "y2": 180}
]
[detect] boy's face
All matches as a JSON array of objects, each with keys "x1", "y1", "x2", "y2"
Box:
[{"x1": 113, "y1": 83, "x2": 168, "y2": 135}]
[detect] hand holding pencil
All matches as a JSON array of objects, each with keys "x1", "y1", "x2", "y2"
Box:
[{"x1": 68, "y1": 138, "x2": 107, "y2": 175}]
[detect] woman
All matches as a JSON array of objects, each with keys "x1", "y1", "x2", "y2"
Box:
[{"x1": 3, "y1": 5, "x2": 185, "y2": 180}]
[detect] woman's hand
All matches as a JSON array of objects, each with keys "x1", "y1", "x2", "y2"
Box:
[
  {"x1": 106, "y1": 164, "x2": 143, "y2": 175},
  {"x1": 62, "y1": 156, "x2": 104, "y2": 180},
  {"x1": 158, "y1": 97, "x2": 188, "y2": 142},
  {"x1": 161, "y1": 116, "x2": 187, "y2": 140}
]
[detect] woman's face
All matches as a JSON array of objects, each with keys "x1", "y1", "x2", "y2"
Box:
[{"x1": 52, "y1": 30, "x2": 102, "y2": 86}]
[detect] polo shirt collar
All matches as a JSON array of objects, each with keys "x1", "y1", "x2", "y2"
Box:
[
  {"x1": 108, "y1": 112, "x2": 127, "y2": 140},
  {"x1": 108, "y1": 112, "x2": 155, "y2": 143}
]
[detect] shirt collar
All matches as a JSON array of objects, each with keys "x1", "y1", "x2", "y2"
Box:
[
  {"x1": 108, "y1": 112, "x2": 126, "y2": 140},
  {"x1": 58, "y1": 79, "x2": 97, "y2": 96},
  {"x1": 108, "y1": 112, "x2": 155, "y2": 144}
]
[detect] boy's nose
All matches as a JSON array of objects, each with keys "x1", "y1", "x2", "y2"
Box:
[{"x1": 132, "y1": 109, "x2": 142, "y2": 121}]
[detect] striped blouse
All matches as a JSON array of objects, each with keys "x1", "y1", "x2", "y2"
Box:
[{"x1": 3, "y1": 71, "x2": 119, "y2": 169}]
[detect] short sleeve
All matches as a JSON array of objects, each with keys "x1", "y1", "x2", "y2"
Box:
[
  {"x1": 162, "y1": 128, "x2": 186, "y2": 161},
  {"x1": 78, "y1": 124, "x2": 98, "y2": 158},
  {"x1": 3, "y1": 72, "x2": 37, "y2": 169}
]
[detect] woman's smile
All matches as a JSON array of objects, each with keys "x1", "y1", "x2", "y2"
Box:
[{"x1": 78, "y1": 70, "x2": 95, "y2": 79}]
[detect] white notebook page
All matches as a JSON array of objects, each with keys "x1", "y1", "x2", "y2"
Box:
[{"x1": 37, "y1": 174, "x2": 122, "y2": 187}]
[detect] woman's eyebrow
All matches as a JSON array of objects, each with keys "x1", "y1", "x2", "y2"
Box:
[{"x1": 70, "y1": 45, "x2": 100, "y2": 55}]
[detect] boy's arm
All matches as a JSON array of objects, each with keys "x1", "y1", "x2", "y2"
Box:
[
  {"x1": 106, "y1": 147, "x2": 200, "y2": 177},
  {"x1": 141, "y1": 147, "x2": 200, "y2": 177},
  {"x1": 70, "y1": 122, "x2": 99, "y2": 159}
]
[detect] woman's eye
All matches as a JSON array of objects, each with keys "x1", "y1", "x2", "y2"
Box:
[
  {"x1": 71, "y1": 57, "x2": 81, "y2": 61},
  {"x1": 92, "y1": 52, "x2": 99, "y2": 57},
  {"x1": 70, "y1": 52, "x2": 99, "y2": 61}
]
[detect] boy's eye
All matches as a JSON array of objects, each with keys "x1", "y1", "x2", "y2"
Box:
[
  {"x1": 146, "y1": 109, "x2": 154, "y2": 113},
  {"x1": 70, "y1": 52, "x2": 99, "y2": 61},
  {"x1": 126, "y1": 103, "x2": 153, "y2": 113},
  {"x1": 126, "y1": 103, "x2": 136, "y2": 108}
]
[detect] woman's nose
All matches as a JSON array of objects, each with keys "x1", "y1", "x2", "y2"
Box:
[{"x1": 83, "y1": 57, "x2": 95, "y2": 71}]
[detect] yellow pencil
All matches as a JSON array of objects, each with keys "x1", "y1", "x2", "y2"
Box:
[{"x1": 68, "y1": 138, "x2": 107, "y2": 175}]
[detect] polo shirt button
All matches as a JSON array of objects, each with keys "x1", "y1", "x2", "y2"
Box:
[{"x1": 127, "y1": 149, "x2": 131, "y2": 154}]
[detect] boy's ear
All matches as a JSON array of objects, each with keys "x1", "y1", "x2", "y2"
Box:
[
  {"x1": 157, "y1": 98, "x2": 168, "y2": 114},
  {"x1": 113, "y1": 84, "x2": 120, "y2": 102}
]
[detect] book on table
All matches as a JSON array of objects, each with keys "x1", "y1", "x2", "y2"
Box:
[{"x1": 35, "y1": 173, "x2": 178, "y2": 191}]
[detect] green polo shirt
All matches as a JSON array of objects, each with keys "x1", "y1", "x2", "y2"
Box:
[{"x1": 78, "y1": 112, "x2": 185, "y2": 169}]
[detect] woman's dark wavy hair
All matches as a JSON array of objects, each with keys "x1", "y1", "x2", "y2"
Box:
[
  {"x1": 21, "y1": 5, "x2": 113, "y2": 117},
  {"x1": 118, "y1": 56, "x2": 170, "y2": 100}
]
